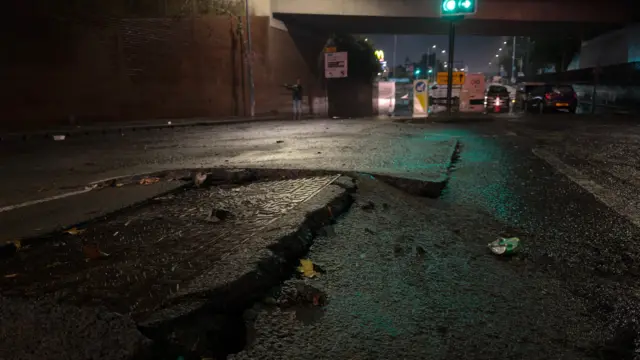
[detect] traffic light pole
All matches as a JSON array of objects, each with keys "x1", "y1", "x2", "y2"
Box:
[{"x1": 446, "y1": 20, "x2": 455, "y2": 115}]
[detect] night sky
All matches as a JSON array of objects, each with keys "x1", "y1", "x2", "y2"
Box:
[{"x1": 363, "y1": 35, "x2": 509, "y2": 73}]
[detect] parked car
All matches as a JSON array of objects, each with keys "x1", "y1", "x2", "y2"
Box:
[
  {"x1": 525, "y1": 84, "x2": 578, "y2": 114},
  {"x1": 484, "y1": 84, "x2": 510, "y2": 113},
  {"x1": 515, "y1": 82, "x2": 546, "y2": 112}
]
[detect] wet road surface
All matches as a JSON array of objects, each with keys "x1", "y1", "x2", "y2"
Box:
[
  {"x1": 223, "y1": 115, "x2": 640, "y2": 360},
  {"x1": 2, "y1": 115, "x2": 640, "y2": 359},
  {"x1": 0, "y1": 119, "x2": 458, "y2": 208}
]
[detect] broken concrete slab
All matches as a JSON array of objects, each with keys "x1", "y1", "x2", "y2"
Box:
[{"x1": 138, "y1": 183, "x2": 353, "y2": 354}]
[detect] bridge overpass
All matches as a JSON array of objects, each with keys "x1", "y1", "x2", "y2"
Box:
[
  {"x1": 253, "y1": 0, "x2": 634, "y2": 36},
  {"x1": 245, "y1": 0, "x2": 636, "y2": 118}
]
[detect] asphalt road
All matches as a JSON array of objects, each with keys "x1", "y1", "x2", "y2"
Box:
[
  {"x1": 0, "y1": 118, "x2": 465, "y2": 208},
  {"x1": 2, "y1": 114, "x2": 640, "y2": 359}
]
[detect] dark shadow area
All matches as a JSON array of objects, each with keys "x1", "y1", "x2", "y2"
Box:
[{"x1": 274, "y1": 14, "x2": 622, "y2": 37}]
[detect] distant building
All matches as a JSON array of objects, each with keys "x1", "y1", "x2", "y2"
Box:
[{"x1": 571, "y1": 24, "x2": 640, "y2": 70}]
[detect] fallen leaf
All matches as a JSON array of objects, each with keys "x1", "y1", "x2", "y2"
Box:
[
  {"x1": 7, "y1": 240, "x2": 21, "y2": 249},
  {"x1": 139, "y1": 177, "x2": 160, "y2": 185},
  {"x1": 83, "y1": 244, "x2": 110, "y2": 260},
  {"x1": 4, "y1": 274, "x2": 18, "y2": 278},
  {"x1": 65, "y1": 227, "x2": 85, "y2": 235},
  {"x1": 297, "y1": 259, "x2": 318, "y2": 278}
]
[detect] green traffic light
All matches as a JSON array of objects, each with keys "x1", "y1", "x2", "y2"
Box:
[
  {"x1": 428, "y1": 69, "x2": 433, "y2": 73},
  {"x1": 444, "y1": 0, "x2": 456, "y2": 11},
  {"x1": 442, "y1": 0, "x2": 475, "y2": 15}
]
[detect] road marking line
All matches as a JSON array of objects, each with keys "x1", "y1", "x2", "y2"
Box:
[
  {"x1": 533, "y1": 148, "x2": 640, "y2": 228},
  {"x1": 0, "y1": 188, "x2": 93, "y2": 214}
]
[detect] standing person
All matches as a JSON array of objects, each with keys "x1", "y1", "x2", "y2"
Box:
[{"x1": 284, "y1": 79, "x2": 303, "y2": 120}]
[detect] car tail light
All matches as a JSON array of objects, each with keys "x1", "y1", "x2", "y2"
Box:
[
  {"x1": 544, "y1": 93, "x2": 551, "y2": 100},
  {"x1": 495, "y1": 96, "x2": 501, "y2": 106}
]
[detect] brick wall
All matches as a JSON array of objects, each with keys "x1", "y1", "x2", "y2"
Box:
[{"x1": 1, "y1": 15, "x2": 326, "y2": 131}]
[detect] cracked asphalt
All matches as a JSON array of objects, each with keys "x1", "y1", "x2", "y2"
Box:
[{"x1": 2, "y1": 114, "x2": 640, "y2": 359}]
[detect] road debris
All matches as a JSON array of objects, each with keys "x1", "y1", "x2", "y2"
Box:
[
  {"x1": 297, "y1": 259, "x2": 319, "y2": 278},
  {"x1": 108, "y1": 179, "x2": 124, "y2": 187},
  {"x1": 488, "y1": 237, "x2": 521, "y2": 256},
  {"x1": 194, "y1": 172, "x2": 208, "y2": 187},
  {"x1": 206, "y1": 208, "x2": 232, "y2": 223},
  {"x1": 64, "y1": 227, "x2": 85, "y2": 235},
  {"x1": 6, "y1": 239, "x2": 21, "y2": 250},
  {"x1": 361, "y1": 201, "x2": 375, "y2": 211},
  {"x1": 276, "y1": 140, "x2": 284, "y2": 144},
  {"x1": 139, "y1": 177, "x2": 161, "y2": 185},
  {"x1": 319, "y1": 225, "x2": 336, "y2": 237},
  {"x1": 279, "y1": 281, "x2": 327, "y2": 307},
  {"x1": 83, "y1": 244, "x2": 110, "y2": 260}
]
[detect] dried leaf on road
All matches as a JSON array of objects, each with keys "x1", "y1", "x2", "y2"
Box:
[
  {"x1": 139, "y1": 177, "x2": 160, "y2": 185},
  {"x1": 65, "y1": 227, "x2": 85, "y2": 235},
  {"x1": 297, "y1": 259, "x2": 318, "y2": 278},
  {"x1": 4, "y1": 273, "x2": 18, "y2": 278},
  {"x1": 83, "y1": 244, "x2": 110, "y2": 260},
  {"x1": 7, "y1": 240, "x2": 21, "y2": 249}
]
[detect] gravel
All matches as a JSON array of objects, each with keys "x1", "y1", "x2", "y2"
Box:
[
  {"x1": 230, "y1": 176, "x2": 608, "y2": 360},
  {"x1": 0, "y1": 296, "x2": 150, "y2": 360}
]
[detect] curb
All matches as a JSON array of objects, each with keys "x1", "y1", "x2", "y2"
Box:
[{"x1": 0, "y1": 115, "x2": 322, "y2": 143}]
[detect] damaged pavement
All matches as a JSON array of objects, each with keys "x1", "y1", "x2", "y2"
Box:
[
  {"x1": 3, "y1": 119, "x2": 640, "y2": 359},
  {"x1": 1, "y1": 168, "x2": 437, "y2": 360}
]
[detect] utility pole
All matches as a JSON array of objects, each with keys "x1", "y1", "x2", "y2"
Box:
[
  {"x1": 244, "y1": 0, "x2": 255, "y2": 117},
  {"x1": 441, "y1": 0, "x2": 475, "y2": 115},
  {"x1": 511, "y1": 36, "x2": 516, "y2": 84},
  {"x1": 426, "y1": 46, "x2": 431, "y2": 81},
  {"x1": 446, "y1": 20, "x2": 455, "y2": 115},
  {"x1": 392, "y1": 35, "x2": 397, "y2": 77}
]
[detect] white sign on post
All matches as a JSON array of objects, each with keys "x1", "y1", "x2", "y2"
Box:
[
  {"x1": 378, "y1": 81, "x2": 396, "y2": 115},
  {"x1": 324, "y1": 52, "x2": 348, "y2": 78}
]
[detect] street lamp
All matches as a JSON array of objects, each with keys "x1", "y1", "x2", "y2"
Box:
[
  {"x1": 441, "y1": 50, "x2": 446, "y2": 54},
  {"x1": 499, "y1": 48, "x2": 502, "y2": 51},
  {"x1": 504, "y1": 41, "x2": 507, "y2": 45},
  {"x1": 495, "y1": 54, "x2": 499, "y2": 57},
  {"x1": 432, "y1": 45, "x2": 436, "y2": 48}
]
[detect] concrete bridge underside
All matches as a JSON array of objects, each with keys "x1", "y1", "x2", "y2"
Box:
[{"x1": 264, "y1": 0, "x2": 635, "y2": 37}]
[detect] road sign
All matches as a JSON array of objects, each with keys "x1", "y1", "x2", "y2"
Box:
[
  {"x1": 324, "y1": 47, "x2": 337, "y2": 53},
  {"x1": 437, "y1": 71, "x2": 465, "y2": 85},
  {"x1": 324, "y1": 52, "x2": 348, "y2": 78},
  {"x1": 413, "y1": 80, "x2": 429, "y2": 118}
]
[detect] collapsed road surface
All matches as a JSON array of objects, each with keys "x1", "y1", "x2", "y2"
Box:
[{"x1": 2, "y1": 116, "x2": 640, "y2": 359}]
